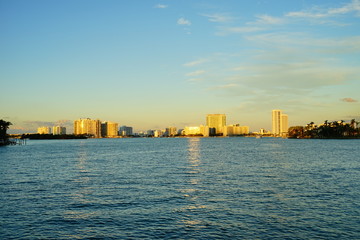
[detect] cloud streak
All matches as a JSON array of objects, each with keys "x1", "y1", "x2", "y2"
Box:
[
  {"x1": 286, "y1": 0, "x2": 360, "y2": 18},
  {"x1": 183, "y1": 59, "x2": 209, "y2": 67},
  {"x1": 155, "y1": 4, "x2": 168, "y2": 9},
  {"x1": 186, "y1": 70, "x2": 206, "y2": 77},
  {"x1": 216, "y1": 26, "x2": 263, "y2": 36},
  {"x1": 201, "y1": 13, "x2": 233, "y2": 23},
  {"x1": 341, "y1": 98, "x2": 358, "y2": 102},
  {"x1": 253, "y1": 14, "x2": 284, "y2": 25}
]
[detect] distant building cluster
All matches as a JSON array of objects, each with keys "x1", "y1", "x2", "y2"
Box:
[
  {"x1": 37, "y1": 126, "x2": 66, "y2": 135},
  {"x1": 71, "y1": 114, "x2": 251, "y2": 138},
  {"x1": 183, "y1": 114, "x2": 249, "y2": 137},
  {"x1": 35, "y1": 110, "x2": 289, "y2": 138}
]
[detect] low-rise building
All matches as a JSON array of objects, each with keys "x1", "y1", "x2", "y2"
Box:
[
  {"x1": 38, "y1": 126, "x2": 51, "y2": 134},
  {"x1": 223, "y1": 124, "x2": 249, "y2": 136},
  {"x1": 119, "y1": 126, "x2": 133, "y2": 136},
  {"x1": 154, "y1": 130, "x2": 163, "y2": 138}
]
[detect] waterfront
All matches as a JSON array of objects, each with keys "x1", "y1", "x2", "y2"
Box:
[{"x1": 1, "y1": 138, "x2": 360, "y2": 239}]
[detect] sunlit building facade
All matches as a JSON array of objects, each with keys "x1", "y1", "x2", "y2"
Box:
[
  {"x1": 101, "y1": 121, "x2": 118, "y2": 138},
  {"x1": 38, "y1": 127, "x2": 51, "y2": 134},
  {"x1": 184, "y1": 126, "x2": 202, "y2": 136},
  {"x1": 206, "y1": 114, "x2": 226, "y2": 135},
  {"x1": 74, "y1": 118, "x2": 101, "y2": 138},
  {"x1": 223, "y1": 124, "x2": 249, "y2": 136}
]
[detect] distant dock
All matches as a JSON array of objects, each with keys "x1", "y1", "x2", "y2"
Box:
[{"x1": 7, "y1": 138, "x2": 27, "y2": 145}]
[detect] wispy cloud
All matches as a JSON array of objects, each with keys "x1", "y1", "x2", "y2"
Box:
[
  {"x1": 183, "y1": 59, "x2": 209, "y2": 67},
  {"x1": 201, "y1": 13, "x2": 233, "y2": 23},
  {"x1": 216, "y1": 26, "x2": 263, "y2": 36},
  {"x1": 286, "y1": 0, "x2": 360, "y2": 19},
  {"x1": 8, "y1": 119, "x2": 74, "y2": 134},
  {"x1": 341, "y1": 97, "x2": 358, "y2": 102},
  {"x1": 23, "y1": 120, "x2": 56, "y2": 127},
  {"x1": 186, "y1": 78, "x2": 203, "y2": 83},
  {"x1": 177, "y1": 18, "x2": 191, "y2": 26},
  {"x1": 186, "y1": 70, "x2": 206, "y2": 77},
  {"x1": 246, "y1": 33, "x2": 360, "y2": 53},
  {"x1": 155, "y1": 4, "x2": 168, "y2": 9},
  {"x1": 212, "y1": 83, "x2": 238, "y2": 89},
  {"x1": 253, "y1": 14, "x2": 284, "y2": 25}
]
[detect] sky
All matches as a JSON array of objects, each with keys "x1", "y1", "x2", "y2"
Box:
[{"x1": 1, "y1": 0, "x2": 360, "y2": 133}]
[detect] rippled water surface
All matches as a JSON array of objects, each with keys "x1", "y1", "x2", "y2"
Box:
[{"x1": 1, "y1": 137, "x2": 360, "y2": 239}]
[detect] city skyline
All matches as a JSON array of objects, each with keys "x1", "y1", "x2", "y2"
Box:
[{"x1": 1, "y1": 0, "x2": 360, "y2": 133}]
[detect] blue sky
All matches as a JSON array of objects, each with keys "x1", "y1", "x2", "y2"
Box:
[{"x1": 1, "y1": 0, "x2": 360, "y2": 133}]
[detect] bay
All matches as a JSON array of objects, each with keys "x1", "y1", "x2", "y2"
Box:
[{"x1": 1, "y1": 137, "x2": 360, "y2": 239}]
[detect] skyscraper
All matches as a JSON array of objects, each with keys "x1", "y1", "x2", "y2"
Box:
[
  {"x1": 272, "y1": 110, "x2": 289, "y2": 136},
  {"x1": 74, "y1": 118, "x2": 101, "y2": 138},
  {"x1": 206, "y1": 114, "x2": 226, "y2": 135}
]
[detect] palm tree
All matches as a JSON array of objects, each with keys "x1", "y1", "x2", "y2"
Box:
[{"x1": 0, "y1": 119, "x2": 12, "y2": 140}]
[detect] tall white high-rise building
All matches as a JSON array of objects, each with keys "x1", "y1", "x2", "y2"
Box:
[
  {"x1": 272, "y1": 110, "x2": 282, "y2": 135},
  {"x1": 206, "y1": 114, "x2": 226, "y2": 135},
  {"x1": 272, "y1": 110, "x2": 289, "y2": 136}
]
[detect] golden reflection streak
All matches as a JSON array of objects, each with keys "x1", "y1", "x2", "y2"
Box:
[
  {"x1": 177, "y1": 138, "x2": 207, "y2": 228},
  {"x1": 64, "y1": 142, "x2": 97, "y2": 224}
]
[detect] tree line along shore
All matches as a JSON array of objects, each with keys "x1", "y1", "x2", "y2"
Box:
[{"x1": 288, "y1": 119, "x2": 360, "y2": 139}]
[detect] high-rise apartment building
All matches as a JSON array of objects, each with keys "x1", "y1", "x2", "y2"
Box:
[
  {"x1": 206, "y1": 114, "x2": 226, "y2": 135},
  {"x1": 272, "y1": 110, "x2": 289, "y2": 136},
  {"x1": 53, "y1": 126, "x2": 66, "y2": 135},
  {"x1": 101, "y1": 121, "x2": 118, "y2": 138},
  {"x1": 74, "y1": 118, "x2": 101, "y2": 138},
  {"x1": 272, "y1": 110, "x2": 282, "y2": 135}
]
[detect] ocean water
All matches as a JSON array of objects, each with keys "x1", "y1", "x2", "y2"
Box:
[{"x1": 1, "y1": 137, "x2": 360, "y2": 239}]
